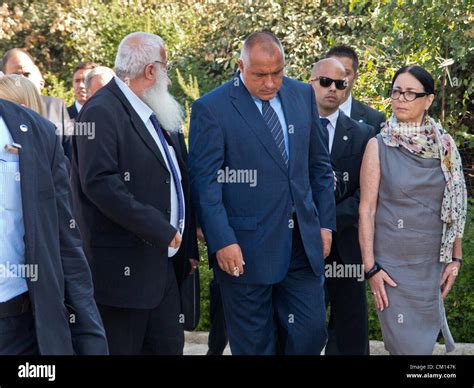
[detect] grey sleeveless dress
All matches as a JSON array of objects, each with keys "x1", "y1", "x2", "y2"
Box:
[{"x1": 373, "y1": 134, "x2": 455, "y2": 355}]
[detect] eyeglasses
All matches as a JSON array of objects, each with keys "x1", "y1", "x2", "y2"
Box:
[
  {"x1": 310, "y1": 76, "x2": 348, "y2": 90},
  {"x1": 389, "y1": 89, "x2": 429, "y2": 101},
  {"x1": 154, "y1": 60, "x2": 173, "y2": 73}
]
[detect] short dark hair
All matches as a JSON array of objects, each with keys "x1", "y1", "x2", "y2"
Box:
[
  {"x1": 391, "y1": 65, "x2": 435, "y2": 94},
  {"x1": 72, "y1": 61, "x2": 98, "y2": 75},
  {"x1": 325, "y1": 45, "x2": 359, "y2": 73},
  {"x1": 1, "y1": 48, "x2": 35, "y2": 72}
]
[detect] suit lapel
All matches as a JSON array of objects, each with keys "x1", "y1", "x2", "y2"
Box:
[
  {"x1": 351, "y1": 99, "x2": 367, "y2": 124},
  {"x1": 230, "y1": 74, "x2": 287, "y2": 174},
  {"x1": 107, "y1": 79, "x2": 168, "y2": 171},
  {"x1": 0, "y1": 102, "x2": 37, "y2": 265},
  {"x1": 278, "y1": 81, "x2": 298, "y2": 173},
  {"x1": 331, "y1": 112, "x2": 352, "y2": 161}
]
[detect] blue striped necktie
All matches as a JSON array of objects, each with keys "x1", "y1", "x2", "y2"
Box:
[
  {"x1": 261, "y1": 99, "x2": 288, "y2": 166},
  {"x1": 149, "y1": 114, "x2": 185, "y2": 235}
]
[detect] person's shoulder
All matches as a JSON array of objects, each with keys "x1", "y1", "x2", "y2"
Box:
[
  {"x1": 78, "y1": 81, "x2": 119, "y2": 118},
  {"x1": 353, "y1": 98, "x2": 384, "y2": 118},
  {"x1": 0, "y1": 98, "x2": 57, "y2": 141},
  {"x1": 350, "y1": 115, "x2": 374, "y2": 136},
  {"x1": 282, "y1": 76, "x2": 312, "y2": 94},
  {"x1": 197, "y1": 77, "x2": 234, "y2": 106},
  {"x1": 42, "y1": 95, "x2": 66, "y2": 108}
]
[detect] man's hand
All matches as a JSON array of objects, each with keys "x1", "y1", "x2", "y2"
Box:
[
  {"x1": 196, "y1": 227, "x2": 205, "y2": 242},
  {"x1": 216, "y1": 243, "x2": 245, "y2": 277},
  {"x1": 189, "y1": 258, "x2": 199, "y2": 275},
  {"x1": 169, "y1": 231, "x2": 182, "y2": 249},
  {"x1": 320, "y1": 229, "x2": 332, "y2": 258}
]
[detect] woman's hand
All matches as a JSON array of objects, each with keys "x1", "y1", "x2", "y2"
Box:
[
  {"x1": 369, "y1": 270, "x2": 397, "y2": 311},
  {"x1": 440, "y1": 261, "x2": 461, "y2": 299}
]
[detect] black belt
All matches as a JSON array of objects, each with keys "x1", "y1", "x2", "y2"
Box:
[{"x1": 0, "y1": 292, "x2": 31, "y2": 318}]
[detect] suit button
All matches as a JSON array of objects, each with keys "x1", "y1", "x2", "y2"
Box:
[
  {"x1": 165, "y1": 177, "x2": 170, "y2": 184},
  {"x1": 166, "y1": 208, "x2": 171, "y2": 214}
]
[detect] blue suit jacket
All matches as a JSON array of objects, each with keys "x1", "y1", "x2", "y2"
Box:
[
  {"x1": 189, "y1": 75, "x2": 336, "y2": 285},
  {"x1": 0, "y1": 99, "x2": 108, "y2": 354}
]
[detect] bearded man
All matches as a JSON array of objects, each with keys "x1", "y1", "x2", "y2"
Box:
[{"x1": 70, "y1": 32, "x2": 198, "y2": 355}]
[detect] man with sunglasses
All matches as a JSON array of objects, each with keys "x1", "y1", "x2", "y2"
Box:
[
  {"x1": 310, "y1": 58, "x2": 375, "y2": 355},
  {"x1": 326, "y1": 46, "x2": 385, "y2": 134},
  {"x1": 189, "y1": 31, "x2": 336, "y2": 355}
]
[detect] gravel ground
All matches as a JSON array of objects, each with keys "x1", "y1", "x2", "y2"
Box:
[{"x1": 184, "y1": 331, "x2": 474, "y2": 355}]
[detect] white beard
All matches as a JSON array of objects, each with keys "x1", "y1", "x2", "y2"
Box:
[{"x1": 142, "y1": 74, "x2": 183, "y2": 133}]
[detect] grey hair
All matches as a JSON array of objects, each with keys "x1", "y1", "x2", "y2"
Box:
[
  {"x1": 85, "y1": 66, "x2": 115, "y2": 91},
  {"x1": 114, "y1": 32, "x2": 164, "y2": 80},
  {"x1": 240, "y1": 31, "x2": 285, "y2": 65}
]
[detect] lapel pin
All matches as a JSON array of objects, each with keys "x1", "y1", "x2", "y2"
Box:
[
  {"x1": 343, "y1": 135, "x2": 348, "y2": 141},
  {"x1": 20, "y1": 124, "x2": 28, "y2": 132},
  {"x1": 358, "y1": 119, "x2": 364, "y2": 123},
  {"x1": 4, "y1": 143, "x2": 22, "y2": 155}
]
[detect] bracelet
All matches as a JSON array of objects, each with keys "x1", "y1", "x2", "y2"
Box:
[
  {"x1": 365, "y1": 262, "x2": 383, "y2": 280},
  {"x1": 452, "y1": 257, "x2": 463, "y2": 265}
]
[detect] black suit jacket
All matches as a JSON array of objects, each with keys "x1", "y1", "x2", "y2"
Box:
[
  {"x1": 331, "y1": 111, "x2": 375, "y2": 264},
  {"x1": 67, "y1": 102, "x2": 79, "y2": 120},
  {"x1": 42, "y1": 95, "x2": 73, "y2": 160},
  {"x1": 351, "y1": 98, "x2": 385, "y2": 134},
  {"x1": 0, "y1": 99, "x2": 108, "y2": 355},
  {"x1": 71, "y1": 79, "x2": 198, "y2": 309}
]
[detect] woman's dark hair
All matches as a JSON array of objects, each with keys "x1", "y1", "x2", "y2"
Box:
[{"x1": 391, "y1": 65, "x2": 435, "y2": 94}]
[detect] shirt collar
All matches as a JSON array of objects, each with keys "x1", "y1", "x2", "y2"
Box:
[
  {"x1": 339, "y1": 93, "x2": 352, "y2": 117},
  {"x1": 114, "y1": 76, "x2": 153, "y2": 125},
  {"x1": 75, "y1": 100, "x2": 83, "y2": 112},
  {"x1": 320, "y1": 109, "x2": 340, "y2": 129}
]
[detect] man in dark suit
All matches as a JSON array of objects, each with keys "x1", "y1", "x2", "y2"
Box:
[
  {"x1": 1, "y1": 48, "x2": 73, "y2": 159},
  {"x1": 0, "y1": 98, "x2": 108, "y2": 355},
  {"x1": 67, "y1": 61, "x2": 98, "y2": 120},
  {"x1": 310, "y1": 58, "x2": 375, "y2": 355},
  {"x1": 326, "y1": 46, "x2": 385, "y2": 133},
  {"x1": 71, "y1": 32, "x2": 198, "y2": 355},
  {"x1": 189, "y1": 32, "x2": 336, "y2": 355}
]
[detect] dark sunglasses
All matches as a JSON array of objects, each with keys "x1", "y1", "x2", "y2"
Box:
[{"x1": 311, "y1": 76, "x2": 348, "y2": 90}]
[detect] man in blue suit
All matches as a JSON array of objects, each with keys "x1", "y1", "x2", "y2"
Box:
[{"x1": 189, "y1": 32, "x2": 336, "y2": 355}]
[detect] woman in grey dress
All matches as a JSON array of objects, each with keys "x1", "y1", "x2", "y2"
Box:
[{"x1": 359, "y1": 65, "x2": 467, "y2": 355}]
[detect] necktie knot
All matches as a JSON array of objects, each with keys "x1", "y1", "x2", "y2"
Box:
[{"x1": 320, "y1": 117, "x2": 330, "y2": 129}]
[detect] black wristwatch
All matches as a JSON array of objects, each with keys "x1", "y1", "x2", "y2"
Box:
[
  {"x1": 452, "y1": 257, "x2": 463, "y2": 265},
  {"x1": 365, "y1": 262, "x2": 383, "y2": 280}
]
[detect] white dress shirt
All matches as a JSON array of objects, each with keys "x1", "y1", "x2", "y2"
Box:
[
  {"x1": 75, "y1": 100, "x2": 83, "y2": 113},
  {"x1": 338, "y1": 93, "x2": 352, "y2": 118},
  {"x1": 0, "y1": 116, "x2": 28, "y2": 302},
  {"x1": 114, "y1": 77, "x2": 184, "y2": 257}
]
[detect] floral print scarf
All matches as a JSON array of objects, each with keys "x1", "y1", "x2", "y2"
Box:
[{"x1": 381, "y1": 114, "x2": 467, "y2": 263}]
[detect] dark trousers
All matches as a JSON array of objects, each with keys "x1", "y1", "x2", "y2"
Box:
[
  {"x1": 97, "y1": 263, "x2": 184, "y2": 355},
  {"x1": 219, "y1": 221, "x2": 327, "y2": 355},
  {"x1": 0, "y1": 311, "x2": 38, "y2": 355},
  {"x1": 325, "y1": 244, "x2": 369, "y2": 355},
  {"x1": 207, "y1": 278, "x2": 228, "y2": 355}
]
